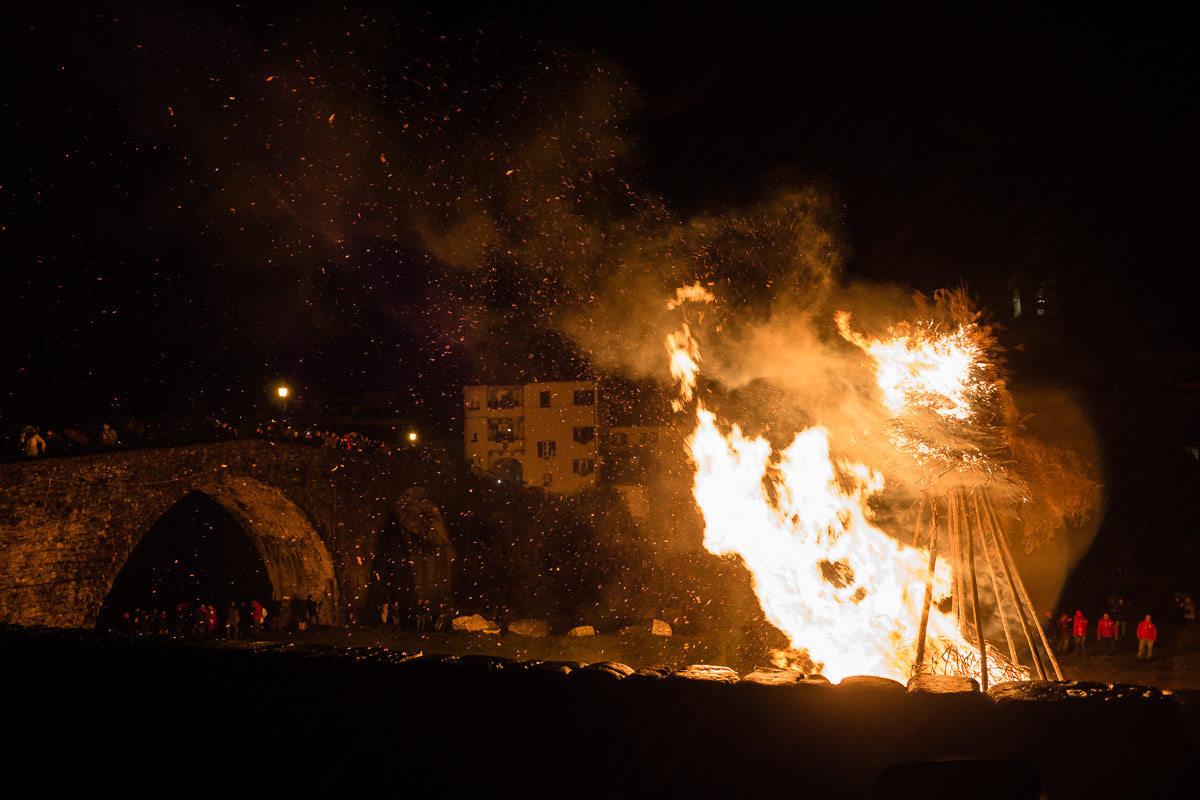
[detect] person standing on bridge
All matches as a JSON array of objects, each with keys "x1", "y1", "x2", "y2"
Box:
[
  {"x1": 21, "y1": 426, "x2": 45, "y2": 458},
  {"x1": 99, "y1": 423, "x2": 119, "y2": 449}
]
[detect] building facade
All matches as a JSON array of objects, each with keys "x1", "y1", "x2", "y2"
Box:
[{"x1": 463, "y1": 381, "x2": 600, "y2": 494}]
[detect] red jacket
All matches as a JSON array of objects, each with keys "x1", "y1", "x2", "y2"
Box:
[
  {"x1": 1073, "y1": 613, "x2": 1088, "y2": 637},
  {"x1": 1097, "y1": 617, "x2": 1115, "y2": 638},
  {"x1": 1137, "y1": 620, "x2": 1157, "y2": 641}
]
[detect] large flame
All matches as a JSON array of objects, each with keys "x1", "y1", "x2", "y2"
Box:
[
  {"x1": 835, "y1": 310, "x2": 983, "y2": 423},
  {"x1": 671, "y1": 289, "x2": 1024, "y2": 684}
]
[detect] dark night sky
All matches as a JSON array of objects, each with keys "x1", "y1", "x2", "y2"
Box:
[{"x1": 4, "y1": 2, "x2": 1197, "y2": 435}]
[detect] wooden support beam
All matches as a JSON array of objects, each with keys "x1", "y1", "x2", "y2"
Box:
[
  {"x1": 913, "y1": 495, "x2": 938, "y2": 676},
  {"x1": 971, "y1": 490, "x2": 1021, "y2": 673},
  {"x1": 983, "y1": 491, "x2": 1063, "y2": 681},
  {"x1": 963, "y1": 488, "x2": 988, "y2": 690}
]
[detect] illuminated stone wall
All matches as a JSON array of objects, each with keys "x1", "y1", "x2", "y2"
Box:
[{"x1": 0, "y1": 440, "x2": 453, "y2": 627}]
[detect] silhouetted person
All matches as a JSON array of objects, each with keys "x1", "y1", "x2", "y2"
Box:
[
  {"x1": 43, "y1": 428, "x2": 65, "y2": 457},
  {"x1": 193, "y1": 603, "x2": 209, "y2": 637},
  {"x1": 224, "y1": 601, "x2": 241, "y2": 640},
  {"x1": 306, "y1": 595, "x2": 320, "y2": 628},
  {"x1": 1114, "y1": 598, "x2": 1128, "y2": 639},
  {"x1": 1055, "y1": 612, "x2": 1072, "y2": 655}
]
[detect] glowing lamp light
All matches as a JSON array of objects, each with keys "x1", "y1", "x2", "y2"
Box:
[
  {"x1": 408, "y1": 432, "x2": 418, "y2": 442},
  {"x1": 277, "y1": 387, "x2": 289, "y2": 399}
]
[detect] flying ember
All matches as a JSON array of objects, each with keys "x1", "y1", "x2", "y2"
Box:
[{"x1": 669, "y1": 287, "x2": 1030, "y2": 685}]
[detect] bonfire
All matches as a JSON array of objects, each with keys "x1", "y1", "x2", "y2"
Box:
[{"x1": 667, "y1": 285, "x2": 1060, "y2": 687}]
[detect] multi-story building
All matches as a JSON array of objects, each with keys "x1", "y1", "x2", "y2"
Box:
[{"x1": 463, "y1": 381, "x2": 600, "y2": 494}]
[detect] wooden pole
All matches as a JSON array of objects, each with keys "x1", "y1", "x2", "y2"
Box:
[
  {"x1": 971, "y1": 490, "x2": 1021, "y2": 672},
  {"x1": 977, "y1": 491, "x2": 1047, "y2": 680},
  {"x1": 984, "y1": 491, "x2": 1063, "y2": 680},
  {"x1": 946, "y1": 490, "x2": 965, "y2": 629},
  {"x1": 913, "y1": 495, "x2": 938, "y2": 675},
  {"x1": 963, "y1": 488, "x2": 988, "y2": 690}
]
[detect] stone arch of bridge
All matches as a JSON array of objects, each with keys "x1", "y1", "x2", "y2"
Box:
[
  {"x1": 367, "y1": 486, "x2": 455, "y2": 616},
  {"x1": 192, "y1": 476, "x2": 338, "y2": 619},
  {"x1": 101, "y1": 475, "x2": 338, "y2": 626}
]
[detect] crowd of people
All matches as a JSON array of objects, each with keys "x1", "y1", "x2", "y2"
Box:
[
  {"x1": 106, "y1": 595, "x2": 324, "y2": 639},
  {"x1": 9, "y1": 415, "x2": 441, "y2": 463},
  {"x1": 377, "y1": 598, "x2": 452, "y2": 633},
  {"x1": 1051, "y1": 594, "x2": 1196, "y2": 662}
]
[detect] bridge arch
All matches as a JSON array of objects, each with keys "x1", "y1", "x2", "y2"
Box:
[
  {"x1": 366, "y1": 487, "x2": 454, "y2": 622},
  {"x1": 98, "y1": 475, "x2": 338, "y2": 628}
]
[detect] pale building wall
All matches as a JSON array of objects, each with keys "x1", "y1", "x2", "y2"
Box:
[{"x1": 461, "y1": 380, "x2": 598, "y2": 494}]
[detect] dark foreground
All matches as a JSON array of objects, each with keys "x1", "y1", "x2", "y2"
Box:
[{"x1": 4, "y1": 625, "x2": 1199, "y2": 799}]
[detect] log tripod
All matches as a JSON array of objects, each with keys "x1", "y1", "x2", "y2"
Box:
[{"x1": 912, "y1": 486, "x2": 1062, "y2": 689}]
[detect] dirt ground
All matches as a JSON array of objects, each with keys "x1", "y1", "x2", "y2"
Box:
[{"x1": 1055, "y1": 639, "x2": 1200, "y2": 691}]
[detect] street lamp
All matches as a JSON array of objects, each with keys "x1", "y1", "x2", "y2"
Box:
[{"x1": 276, "y1": 385, "x2": 290, "y2": 418}]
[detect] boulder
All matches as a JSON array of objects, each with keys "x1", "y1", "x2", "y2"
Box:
[
  {"x1": 507, "y1": 618, "x2": 550, "y2": 637},
  {"x1": 836, "y1": 674, "x2": 906, "y2": 693},
  {"x1": 450, "y1": 613, "x2": 500, "y2": 633},
  {"x1": 672, "y1": 664, "x2": 739, "y2": 683},
  {"x1": 907, "y1": 673, "x2": 980, "y2": 695},
  {"x1": 565, "y1": 625, "x2": 596, "y2": 637},
  {"x1": 651, "y1": 618, "x2": 672, "y2": 636},
  {"x1": 741, "y1": 668, "x2": 804, "y2": 686}
]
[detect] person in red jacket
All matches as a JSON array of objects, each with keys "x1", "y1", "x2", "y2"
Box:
[
  {"x1": 1137, "y1": 614, "x2": 1158, "y2": 660},
  {"x1": 1072, "y1": 610, "x2": 1088, "y2": 657},
  {"x1": 1096, "y1": 612, "x2": 1117, "y2": 655}
]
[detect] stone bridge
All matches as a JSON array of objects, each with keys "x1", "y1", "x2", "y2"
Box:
[{"x1": 0, "y1": 440, "x2": 455, "y2": 628}]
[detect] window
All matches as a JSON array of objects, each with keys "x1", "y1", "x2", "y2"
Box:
[
  {"x1": 540, "y1": 391, "x2": 552, "y2": 408},
  {"x1": 573, "y1": 458, "x2": 595, "y2": 476},
  {"x1": 537, "y1": 440, "x2": 556, "y2": 459},
  {"x1": 542, "y1": 473, "x2": 553, "y2": 487},
  {"x1": 608, "y1": 432, "x2": 628, "y2": 447},
  {"x1": 488, "y1": 388, "x2": 519, "y2": 409},
  {"x1": 573, "y1": 426, "x2": 595, "y2": 444},
  {"x1": 471, "y1": 433, "x2": 478, "y2": 442},
  {"x1": 573, "y1": 389, "x2": 595, "y2": 406},
  {"x1": 466, "y1": 396, "x2": 480, "y2": 410},
  {"x1": 488, "y1": 418, "x2": 521, "y2": 443}
]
